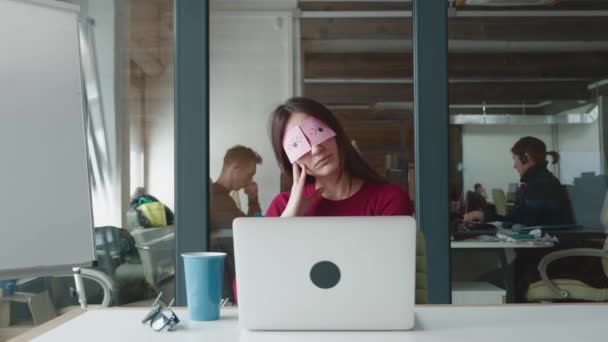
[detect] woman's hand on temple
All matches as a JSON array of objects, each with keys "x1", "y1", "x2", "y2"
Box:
[{"x1": 280, "y1": 164, "x2": 324, "y2": 217}]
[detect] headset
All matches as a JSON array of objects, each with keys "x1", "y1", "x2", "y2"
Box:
[{"x1": 520, "y1": 154, "x2": 528, "y2": 164}]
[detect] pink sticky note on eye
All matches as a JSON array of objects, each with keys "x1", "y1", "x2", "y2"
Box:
[
  {"x1": 283, "y1": 125, "x2": 312, "y2": 163},
  {"x1": 299, "y1": 117, "x2": 336, "y2": 146}
]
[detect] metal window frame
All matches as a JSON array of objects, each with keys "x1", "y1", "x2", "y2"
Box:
[
  {"x1": 413, "y1": 0, "x2": 452, "y2": 304},
  {"x1": 173, "y1": 0, "x2": 452, "y2": 305},
  {"x1": 174, "y1": 0, "x2": 210, "y2": 306}
]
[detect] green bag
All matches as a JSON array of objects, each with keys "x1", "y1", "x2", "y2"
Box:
[{"x1": 137, "y1": 202, "x2": 168, "y2": 227}]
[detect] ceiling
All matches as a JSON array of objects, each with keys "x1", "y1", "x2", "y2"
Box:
[{"x1": 298, "y1": 0, "x2": 608, "y2": 109}]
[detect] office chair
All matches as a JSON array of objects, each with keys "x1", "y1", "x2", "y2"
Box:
[
  {"x1": 492, "y1": 188, "x2": 507, "y2": 216},
  {"x1": 49, "y1": 227, "x2": 127, "y2": 309},
  {"x1": 525, "y1": 192, "x2": 608, "y2": 302},
  {"x1": 94, "y1": 226, "x2": 126, "y2": 277},
  {"x1": 130, "y1": 226, "x2": 175, "y2": 305}
]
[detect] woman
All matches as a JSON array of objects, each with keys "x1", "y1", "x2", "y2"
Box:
[
  {"x1": 265, "y1": 97, "x2": 413, "y2": 217},
  {"x1": 464, "y1": 136, "x2": 572, "y2": 226}
]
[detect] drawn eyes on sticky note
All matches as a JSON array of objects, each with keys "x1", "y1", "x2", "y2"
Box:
[
  {"x1": 282, "y1": 118, "x2": 337, "y2": 164},
  {"x1": 309, "y1": 125, "x2": 325, "y2": 135},
  {"x1": 299, "y1": 118, "x2": 336, "y2": 146},
  {"x1": 283, "y1": 126, "x2": 312, "y2": 163}
]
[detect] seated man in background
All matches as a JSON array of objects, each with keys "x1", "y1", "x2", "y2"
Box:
[
  {"x1": 210, "y1": 145, "x2": 263, "y2": 300},
  {"x1": 462, "y1": 183, "x2": 488, "y2": 215},
  {"x1": 473, "y1": 183, "x2": 488, "y2": 209},
  {"x1": 464, "y1": 137, "x2": 571, "y2": 226}
]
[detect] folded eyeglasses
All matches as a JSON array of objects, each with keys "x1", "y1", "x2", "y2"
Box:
[{"x1": 141, "y1": 292, "x2": 180, "y2": 332}]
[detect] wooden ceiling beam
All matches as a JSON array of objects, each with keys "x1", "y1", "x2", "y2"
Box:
[
  {"x1": 303, "y1": 81, "x2": 591, "y2": 104},
  {"x1": 300, "y1": 17, "x2": 608, "y2": 41},
  {"x1": 298, "y1": 0, "x2": 608, "y2": 11},
  {"x1": 333, "y1": 108, "x2": 412, "y2": 121},
  {"x1": 129, "y1": 0, "x2": 168, "y2": 77},
  {"x1": 304, "y1": 52, "x2": 608, "y2": 79},
  {"x1": 300, "y1": 2, "x2": 411, "y2": 12}
]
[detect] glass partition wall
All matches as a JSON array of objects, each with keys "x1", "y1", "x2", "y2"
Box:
[{"x1": 448, "y1": 1, "x2": 608, "y2": 304}]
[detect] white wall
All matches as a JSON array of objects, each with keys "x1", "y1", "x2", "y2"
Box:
[
  {"x1": 145, "y1": 64, "x2": 175, "y2": 209},
  {"x1": 462, "y1": 125, "x2": 555, "y2": 196},
  {"x1": 145, "y1": 13, "x2": 175, "y2": 210},
  {"x1": 78, "y1": 0, "x2": 126, "y2": 226},
  {"x1": 462, "y1": 120, "x2": 601, "y2": 198},
  {"x1": 145, "y1": 11, "x2": 294, "y2": 212},
  {"x1": 129, "y1": 83, "x2": 145, "y2": 195},
  {"x1": 557, "y1": 120, "x2": 601, "y2": 185},
  {"x1": 209, "y1": 13, "x2": 293, "y2": 211}
]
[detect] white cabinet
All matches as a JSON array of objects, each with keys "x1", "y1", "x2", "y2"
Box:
[{"x1": 452, "y1": 281, "x2": 506, "y2": 305}]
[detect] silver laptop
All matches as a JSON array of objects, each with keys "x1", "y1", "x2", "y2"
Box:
[{"x1": 233, "y1": 216, "x2": 417, "y2": 331}]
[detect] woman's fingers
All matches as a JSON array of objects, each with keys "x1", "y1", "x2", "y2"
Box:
[
  {"x1": 287, "y1": 163, "x2": 321, "y2": 217},
  {"x1": 298, "y1": 165, "x2": 307, "y2": 186},
  {"x1": 292, "y1": 163, "x2": 300, "y2": 184}
]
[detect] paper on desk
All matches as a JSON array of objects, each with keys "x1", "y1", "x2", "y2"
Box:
[
  {"x1": 529, "y1": 228, "x2": 560, "y2": 243},
  {"x1": 538, "y1": 234, "x2": 559, "y2": 243},
  {"x1": 474, "y1": 234, "x2": 498, "y2": 242},
  {"x1": 504, "y1": 233, "x2": 559, "y2": 243}
]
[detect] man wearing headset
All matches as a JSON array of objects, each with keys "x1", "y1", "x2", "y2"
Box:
[
  {"x1": 465, "y1": 137, "x2": 577, "y2": 302},
  {"x1": 210, "y1": 145, "x2": 263, "y2": 300},
  {"x1": 464, "y1": 136, "x2": 572, "y2": 227}
]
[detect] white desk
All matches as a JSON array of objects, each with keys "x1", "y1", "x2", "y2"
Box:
[
  {"x1": 452, "y1": 281, "x2": 506, "y2": 305},
  {"x1": 451, "y1": 240, "x2": 554, "y2": 248},
  {"x1": 24, "y1": 305, "x2": 606, "y2": 341},
  {"x1": 451, "y1": 240, "x2": 554, "y2": 303}
]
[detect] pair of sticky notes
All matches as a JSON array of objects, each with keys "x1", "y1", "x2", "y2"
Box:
[{"x1": 283, "y1": 117, "x2": 336, "y2": 163}]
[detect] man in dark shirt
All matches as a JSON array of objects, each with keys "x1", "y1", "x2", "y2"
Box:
[
  {"x1": 210, "y1": 145, "x2": 263, "y2": 300},
  {"x1": 464, "y1": 137, "x2": 571, "y2": 226},
  {"x1": 462, "y1": 137, "x2": 574, "y2": 302}
]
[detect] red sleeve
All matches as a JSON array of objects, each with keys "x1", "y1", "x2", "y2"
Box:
[
  {"x1": 265, "y1": 192, "x2": 290, "y2": 217},
  {"x1": 376, "y1": 184, "x2": 414, "y2": 216}
]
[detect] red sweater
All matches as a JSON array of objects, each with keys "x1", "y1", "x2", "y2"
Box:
[{"x1": 265, "y1": 182, "x2": 414, "y2": 217}]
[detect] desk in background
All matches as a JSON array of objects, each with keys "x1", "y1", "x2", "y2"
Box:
[
  {"x1": 451, "y1": 239, "x2": 555, "y2": 303},
  {"x1": 21, "y1": 305, "x2": 607, "y2": 341},
  {"x1": 451, "y1": 240, "x2": 554, "y2": 249}
]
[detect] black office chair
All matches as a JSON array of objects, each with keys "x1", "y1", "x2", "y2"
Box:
[{"x1": 526, "y1": 192, "x2": 608, "y2": 302}]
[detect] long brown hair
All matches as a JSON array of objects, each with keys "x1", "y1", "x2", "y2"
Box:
[
  {"x1": 511, "y1": 136, "x2": 560, "y2": 165},
  {"x1": 270, "y1": 97, "x2": 386, "y2": 184}
]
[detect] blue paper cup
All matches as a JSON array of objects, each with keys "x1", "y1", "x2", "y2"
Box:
[{"x1": 182, "y1": 252, "x2": 226, "y2": 321}]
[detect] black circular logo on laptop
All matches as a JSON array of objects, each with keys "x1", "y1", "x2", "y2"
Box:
[{"x1": 310, "y1": 261, "x2": 341, "y2": 289}]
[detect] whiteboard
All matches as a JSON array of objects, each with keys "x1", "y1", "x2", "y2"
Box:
[{"x1": 0, "y1": 0, "x2": 95, "y2": 279}]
